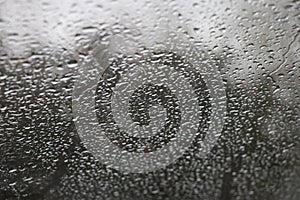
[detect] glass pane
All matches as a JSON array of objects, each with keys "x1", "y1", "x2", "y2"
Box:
[{"x1": 0, "y1": 0, "x2": 299, "y2": 199}]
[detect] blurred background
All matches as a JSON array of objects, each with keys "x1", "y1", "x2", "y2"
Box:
[{"x1": 0, "y1": 0, "x2": 299, "y2": 199}]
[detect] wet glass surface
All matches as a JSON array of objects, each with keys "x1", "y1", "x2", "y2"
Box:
[{"x1": 0, "y1": 0, "x2": 299, "y2": 199}]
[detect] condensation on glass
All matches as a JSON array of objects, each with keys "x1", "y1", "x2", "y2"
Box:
[{"x1": 0, "y1": 0, "x2": 299, "y2": 199}]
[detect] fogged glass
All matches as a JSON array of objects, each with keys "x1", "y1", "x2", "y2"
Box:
[{"x1": 0, "y1": 0, "x2": 299, "y2": 199}]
